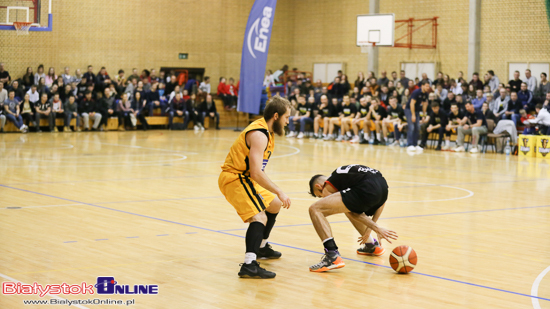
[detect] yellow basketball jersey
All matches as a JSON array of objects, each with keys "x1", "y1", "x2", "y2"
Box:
[{"x1": 221, "y1": 118, "x2": 275, "y2": 176}]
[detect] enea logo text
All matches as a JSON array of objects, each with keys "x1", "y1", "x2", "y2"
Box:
[
  {"x1": 540, "y1": 138, "x2": 549, "y2": 157},
  {"x1": 2, "y1": 277, "x2": 158, "y2": 297},
  {"x1": 247, "y1": 6, "x2": 273, "y2": 59}
]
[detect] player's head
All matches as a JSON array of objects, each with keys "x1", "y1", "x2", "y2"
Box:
[
  {"x1": 309, "y1": 174, "x2": 329, "y2": 198},
  {"x1": 264, "y1": 96, "x2": 291, "y2": 136},
  {"x1": 420, "y1": 80, "x2": 430, "y2": 92}
]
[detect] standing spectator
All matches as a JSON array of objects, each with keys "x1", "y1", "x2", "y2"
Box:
[
  {"x1": 62, "y1": 67, "x2": 73, "y2": 85},
  {"x1": 19, "y1": 93, "x2": 36, "y2": 128},
  {"x1": 199, "y1": 76, "x2": 211, "y2": 94},
  {"x1": 200, "y1": 94, "x2": 220, "y2": 130},
  {"x1": 35, "y1": 93, "x2": 54, "y2": 132},
  {"x1": 116, "y1": 93, "x2": 132, "y2": 130},
  {"x1": 492, "y1": 88, "x2": 509, "y2": 119},
  {"x1": 509, "y1": 71, "x2": 522, "y2": 93},
  {"x1": 131, "y1": 91, "x2": 149, "y2": 130},
  {"x1": 50, "y1": 93, "x2": 64, "y2": 132},
  {"x1": 518, "y1": 82, "x2": 534, "y2": 112},
  {"x1": 34, "y1": 64, "x2": 46, "y2": 85},
  {"x1": 405, "y1": 81, "x2": 430, "y2": 151},
  {"x1": 523, "y1": 69, "x2": 537, "y2": 93},
  {"x1": 147, "y1": 83, "x2": 166, "y2": 116},
  {"x1": 420, "y1": 102, "x2": 448, "y2": 150},
  {"x1": 469, "y1": 72, "x2": 483, "y2": 91},
  {"x1": 22, "y1": 67, "x2": 34, "y2": 89},
  {"x1": 504, "y1": 92, "x2": 522, "y2": 125},
  {"x1": 537, "y1": 73, "x2": 550, "y2": 102},
  {"x1": 45, "y1": 67, "x2": 57, "y2": 88},
  {"x1": 4, "y1": 90, "x2": 27, "y2": 132},
  {"x1": 487, "y1": 70, "x2": 499, "y2": 92},
  {"x1": 471, "y1": 89, "x2": 486, "y2": 110},
  {"x1": 26, "y1": 85, "x2": 40, "y2": 105},
  {"x1": 453, "y1": 101, "x2": 487, "y2": 153},
  {"x1": 0, "y1": 63, "x2": 10, "y2": 84},
  {"x1": 83, "y1": 65, "x2": 96, "y2": 87},
  {"x1": 78, "y1": 91, "x2": 101, "y2": 131},
  {"x1": 287, "y1": 95, "x2": 313, "y2": 139},
  {"x1": 226, "y1": 78, "x2": 238, "y2": 109},
  {"x1": 377, "y1": 71, "x2": 389, "y2": 87},
  {"x1": 399, "y1": 70, "x2": 410, "y2": 91},
  {"x1": 64, "y1": 94, "x2": 79, "y2": 132}
]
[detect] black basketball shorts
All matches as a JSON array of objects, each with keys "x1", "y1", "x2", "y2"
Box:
[{"x1": 340, "y1": 176, "x2": 388, "y2": 216}]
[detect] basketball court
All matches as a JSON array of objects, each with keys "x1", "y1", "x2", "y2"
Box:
[{"x1": 0, "y1": 130, "x2": 549, "y2": 308}]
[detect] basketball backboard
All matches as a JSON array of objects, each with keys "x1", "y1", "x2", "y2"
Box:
[
  {"x1": 0, "y1": 0, "x2": 52, "y2": 31},
  {"x1": 356, "y1": 14, "x2": 395, "y2": 47}
]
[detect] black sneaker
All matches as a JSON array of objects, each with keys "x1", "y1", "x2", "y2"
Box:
[
  {"x1": 238, "y1": 261, "x2": 276, "y2": 279},
  {"x1": 359, "y1": 139, "x2": 369, "y2": 144},
  {"x1": 373, "y1": 139, "x2": 380, "y2": 145},
  {"x1": 258, "y1": 243, "x2": 282, "y2": 259},
  {"x1": 356, "y1": 240, "x2": 386, "y2": 256},
  {"x1": 435, "y1": 145, "x2": 442, "y2": 151}
]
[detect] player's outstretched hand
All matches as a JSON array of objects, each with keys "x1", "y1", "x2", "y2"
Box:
[
  {"x1": 358, "y1": 226, "x2": 398, "y2": 245},
  {"x1": 278, "y1": 192, "x2": 291, "y2": 209}
]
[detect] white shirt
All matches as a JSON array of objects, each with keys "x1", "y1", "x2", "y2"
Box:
[
  {"x1": 451, "y1": 85, "x2": 463, "y2": 95},
  {"x1": 528, "y1": 107, "x2": 550, "y2": 126},
  {"x1": 199, "y1": 82, "x2": 211, "y2": 94},
  {"x1": 27, "y1": 88, "x2": 40, "y2": 103},
  {"x1": 0, "y1": 88, "x2": 7, "y2": 103},
  {"x1": 524, "y1": 76, "x2": 537, "y2": 93}
]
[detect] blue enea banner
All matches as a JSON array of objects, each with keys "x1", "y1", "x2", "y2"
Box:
[{"x1": 237, "y1": 0, "x2": 277, "y2": 114}]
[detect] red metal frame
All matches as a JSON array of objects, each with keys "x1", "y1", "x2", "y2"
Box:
[
  {"x1": 0, "y1": 0, "x2": 39, "y2": 24},
  {"x1": 393, "y1": 17, "x2": 438, "y2": 49}
]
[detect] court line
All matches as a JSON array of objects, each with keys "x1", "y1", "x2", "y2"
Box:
[
  {"x1": 0, "y1": 272, "x2": 90, "y2": 309},
  {"x1": 0, "y1": 203, "x2": 83, "y2": 210},
  {"x1": 271, "y1": 144, "x2": 300, "y2": 158},
  {"x1": 94, "y1": 141, "x2": 199, "y2": 155},
  {"x1": 532, "y1": 265, "x2": 550, "y2": 309},
  {"x1": 1, "y1": 184, "x2": 548, "y2": 303}
]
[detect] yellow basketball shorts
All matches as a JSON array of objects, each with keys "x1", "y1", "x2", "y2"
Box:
[
  {"x1": 360, "y1": 120, "x2": 375, "y2": 131},
  {"x1": 218, "y1": 171, "x2": 276, "y2": 222}
]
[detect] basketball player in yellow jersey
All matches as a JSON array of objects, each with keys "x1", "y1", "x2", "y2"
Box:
[{"x1": 218, "y1": 96, "x2": 292, "y2": 279}]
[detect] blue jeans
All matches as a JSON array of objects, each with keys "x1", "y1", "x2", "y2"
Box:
[
  {"x1": 169, "y1": 111, "x2": 188, "y2": 127},
  {"x1": 289, "y1": 116, "x2": 313, "y2": 133},
  {"x1": 6, "y1": 113, "x2": 23, "y2": 129},
  {"x1": 405, "y1": 109, "x2": 420, "y2": 146},
  {"x1": 202, "y1": 111, "x2": 220, "y2": 127},
  {"x1": 149, "y1": 102, "x2": 167, "y2": 116}
]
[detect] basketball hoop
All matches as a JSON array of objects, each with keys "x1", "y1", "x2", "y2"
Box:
[{"x1": 13, "y1": 22, "x2": 32, "y2": 35}]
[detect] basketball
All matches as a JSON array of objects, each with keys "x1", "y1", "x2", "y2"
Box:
[{"x1": 389, "y1": 245, "x2": 417, "y2": 274}]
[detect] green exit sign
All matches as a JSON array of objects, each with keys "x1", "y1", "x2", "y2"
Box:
[{"x1": 179, "y1": 53, "x2": 188, "y2": 60}]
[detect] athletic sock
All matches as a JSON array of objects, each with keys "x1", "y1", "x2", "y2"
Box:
[
  {"x1": 323, "y1": 237, "x2": 338, "y2": 251},
  {"x1": 446, "y1": 140, "x2": 450, "y2": 147},
  {"x1": 376, "y1": 133, "x2": 381, "y2": 141},
  {"x1": 244, "y1": 252, "x2": 256, "y2": 264},
  {"x1": 245, "y1": 221, "x2": 265, "y2": 261},
  {"x1": 346, "y1": 131, "x2": 352, "y2": 137},
  {"x1": 365, "y1": 235, "x2": 375, "y2": 244},
  {"x1": 263, "y1": 211, "x2": 278, "y2": 240},
  {"x1": 260, "y1": 239, "x2": 268, "y2": 248}
]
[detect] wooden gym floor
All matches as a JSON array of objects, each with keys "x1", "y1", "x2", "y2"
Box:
[{"x1": 0, "y1": 129, "x2": 549, "y2": 309}]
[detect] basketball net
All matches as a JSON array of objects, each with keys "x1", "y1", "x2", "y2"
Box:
[{"x1": 13, "y1": 22, "x2": 32, "y2": 35}]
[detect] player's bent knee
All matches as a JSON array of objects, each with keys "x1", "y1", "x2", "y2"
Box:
[{"x1": 248, "y1": 211, "x2": 267, "y2": 225}]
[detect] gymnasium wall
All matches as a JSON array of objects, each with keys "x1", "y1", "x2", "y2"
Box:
[{"x1": 0, "y1": 0, "x2": 295, "y2": 89}]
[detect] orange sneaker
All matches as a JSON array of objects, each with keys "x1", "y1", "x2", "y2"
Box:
[
  {"x1": 357, "y1": 240, "x2": 386, "y2": 256},
  {"x1": 309, "y1": 250, "x2": 345, "y2": 272}
]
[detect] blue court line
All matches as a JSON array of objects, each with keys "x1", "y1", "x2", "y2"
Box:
[
  {"x1": 63, "y1": 241, "x2": 77, "y2": 243},
  {"x1": 0, "y1": 183, "x2": 548, "y2": 303},
  {"x1": 218, "y1": 204, "x2": 550, "y2": 231}
]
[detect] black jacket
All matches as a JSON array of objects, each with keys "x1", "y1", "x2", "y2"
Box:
[{"x1": 199, "y1": 100, "x2": 217, "y2": 113}]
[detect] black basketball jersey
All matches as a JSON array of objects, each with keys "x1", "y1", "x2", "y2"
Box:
[{"x1": 326, "y1": 164, "x2": 383, "y2": 191}]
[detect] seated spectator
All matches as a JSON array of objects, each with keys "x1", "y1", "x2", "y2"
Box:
[
  {"x1": 95, "y1": 67, "x2": 112, "y2": 92},
  {"x1": 407, "y1": 80, "x2": 418, "y2": 94},
  {"x1": 427, "y1": 92, "x2": 440, "y2": 108},
  {"x1": 74, "y1": 69, "x2": 82, "y2": 84},
  {"x1": 182, "y1": 89, "x2": 190, "y2": 101},
  {"x1": 99, "y1": 88, "x2": 118, "y2": 130},
  {"x1": 536, "y1": 73, "x2": 549, "y2": 102},
  {"x1": 131, "y1": 91, "x2": 149, "y2": 131},
  {"x1": 45, "y1": 67, "x2": 57, "y2": 88},
  {"x1": 460, "y1": 84, "x2": 469, "y2": 102},
  {"x1": 114, "y1": 69, "x2": 127, "y2": 93},
  {"x1": 0, "y1": 63, "x2": 10, "y2": 84},
  {"x1": 544, "y1": 92, "x2": 550, "y2": 110},
  {"x1": 62, "y1": 67, "x2": 73, "y2": 85},
  {"x1": 482, "y1": 101, "x2": 498, "y2": 124},
  {"x1": 60, "y1": 84, "x2": 72, "y2": 103},
  {"x1": 226, "y1": 78, "x2": 238, "y2": 108},
  {"x1": 1, "y1": 82, "x2": 9, "y2": 105},
  {"x1": 524, "y1": 69, "x2": 537, "y2": 93},
  {"x1": 10, "y1": 80, "x2": 25, "y2": 101},
  {"x1": 83, "y1": 65, "x2": 96, "y2": 87},
  {"x1": 50, "y1": 93, "x2": 64, "y2": 132},
  {"x1": 450, "y1": 79, "x2": 462, "y2": 96},
  {"x1": 185, "y1": 93, "x2": 204, "y2": 131},
  {"x1": 4, "y1": 90, "x2": 27, "y2": 132},
  {"x1": 63, "y1": 94, "x2": 79, "y2": 132},
  {"x1": 399, "y1": 70, "x2": 410, "y2": 91},
  {"x1": 287, "y1": 95, "x2": 313, "y2": 139},
  {"x1": 199, "y1": 94, "x2": 220, "y2": 130},
  {"x1": 19, "y1": 93, "x2": 36, "y2": 128},
  {"x1": 491, "y1": 88, "x2": 509, "y2": 119},
  {"x1": 504, "y1": 91, "x2": 522, "y2": 125},
  {"x1": 445, "y1": 103, "x2": 466, "y2": 150},
  {"x1": 116, "y1": 93, "x2": 133, "y2": 130},
  {"x1": 22, "y1": 67, "x2": 34, "y2": 89},
  {"x1": 0, "y1": 101, "x2": 4, "y2": 133},
  {"x1": 34, "y1": 93, "x2": 53, "y2": 132},
  {"x1": 47, "y1": 84, "x2": 59, "y2": 101},
  {"x1": 350, "y1": 97, "x2": 369, "y2": 143},
  {"x1": 434, "y1": 84, "x2": 448, "y2": 102},
  {"x1": 127, "y1": 68, "x2": 139, "y2": 84},
  {"x1": 359, "y1": 97, "x2": 386, "y2": 144},
  {"x1": 331, "y1": 95, "x2": 357, "y2": 141},
  {"x1": 217, "y1": 77, "x2": 232, "y2": 110},
  {"x1": 442, "y1": 91, "x2": 456, "y2": 113},
  {"x1": 313, "y1": 95, "x2": 334, "y2": 139},
  {"x1": 487, "y1": 70, "x2": 499, "y2": 92},
  {"x1": 469, "y1": 72, "x2": 483, "y2": 90},
  {"x1": 379, "y1": 86, "x2": 390, "y2": 107},
  {"x1": 76, "y1": 77, "x2": 88, "y2": 99},
  {"x1": 377, "y1": 71, "x2": 389, "y2": 87},
  {"x1": 78, "y1": 91, "x2": 101, "y2": 131},
  {"x1": 169, "y1": 85, "x2": 182, "y2": 103},
  {"x1": 401, "y1": 88, "x2": 410, "y2": 106},
  {"x1": 158, "y1": 82, "x2": 168, "y2": 105},
  {"x1": 418, "y1": 73, "x2": 432, "y2": 87},
  {"x1": 368, "y1": 77, "x2": 379, "y2": 98},
  {"x1": 509, "y1": 70, "x2": 522, "y2": 93},
  {"x1": 395, "y1": 81, "x2": 405, "y2": 98},
  {"x1": 147, "y1": 83, "x2": 166, "y2": 116},
  {"x1": 34, "y1": 64, "x2": 46, "y2": 86},
  {"x1": 168, "y1": 92, "x2": 186, "y2": 129},
  {"x1": 420, "y1": 101, "x2": 448, "y2": 150},
  {"x1": 382, "y1": 96, "x2": 405, "y2": 145},
  {"x1": 518, "y1": 82, "x2": 534, "y2": 112},
  {"x1": 471, "y1": 89, "x2": 486, "y2": 110},
  {"x1": 453, "y1": 101, "x2": 488, "y2": 153},
  {"x1": 524, "y1": 104, "x2": 550, "y2": 135},
  {"x1": 165, "y1": 74, "x2": 178, "y2": 94},
  {"x1": 518, "y1": 109, "x2": 535, "y2": 132}
]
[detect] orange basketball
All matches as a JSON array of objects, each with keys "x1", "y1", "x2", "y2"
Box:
[{"x1": 389, "y1": 245, "x2": 417, "y2": 274}]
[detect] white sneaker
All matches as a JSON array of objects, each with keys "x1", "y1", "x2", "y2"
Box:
[
  {"x1": 199, "y1": 124, "x2": 205, "y2": 131},
  {"x1": 415, "y1": 146, "x2": 424, "y2": 152},
  {"x1": 297, "y1": 132, "x2": 304, "y2": 139},
  {"x1": 442, "y1": 145, "x2": 450, "y2": 151},
  {"x1": 350, "y1": 136, "x2": 360, "y2": 143},
  {"x1": 287, "y1": 131, "x2": 296, "y2": 138},
  {"x1": 389, "y1": 141, "x2": 399, "y2": 146},
  {"x1": 453, "y1": 146, "x2": 465, "y2": 152},
  {"x1": 311, "y1": 134, "x2": 318, "y2": 139},
  {"x1": 469, "y1": 146, "x2": 479, "y2": 153},
  {"x1": 407, "y1": 145, "x2": 416, "y2": 152},
  {"x1": 335, "y1": 135, "x2": 344, "y2": 142},
  {"x1": 194, "y1": 125, "x2": 199, "y2": 131}
]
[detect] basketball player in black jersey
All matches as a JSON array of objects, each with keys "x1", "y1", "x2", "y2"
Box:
[{"x1": 307, "y1": 164, "x2": 398, "y2": 272}]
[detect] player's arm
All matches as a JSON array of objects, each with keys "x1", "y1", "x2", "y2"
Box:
[
  {"x1": 410, "y1": 99, "x2": 416, "y2": 121},
  {"x1": 349, "y1": 210, "x2": 397, "y2": 245},
  {"x1": 247, "y1": 131, "x2": 291, "y2": 208}
]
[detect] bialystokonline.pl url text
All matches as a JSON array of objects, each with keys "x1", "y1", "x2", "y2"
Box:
[{"x1": 23, "y1": 298, "x2": 136, "y2": 306}]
